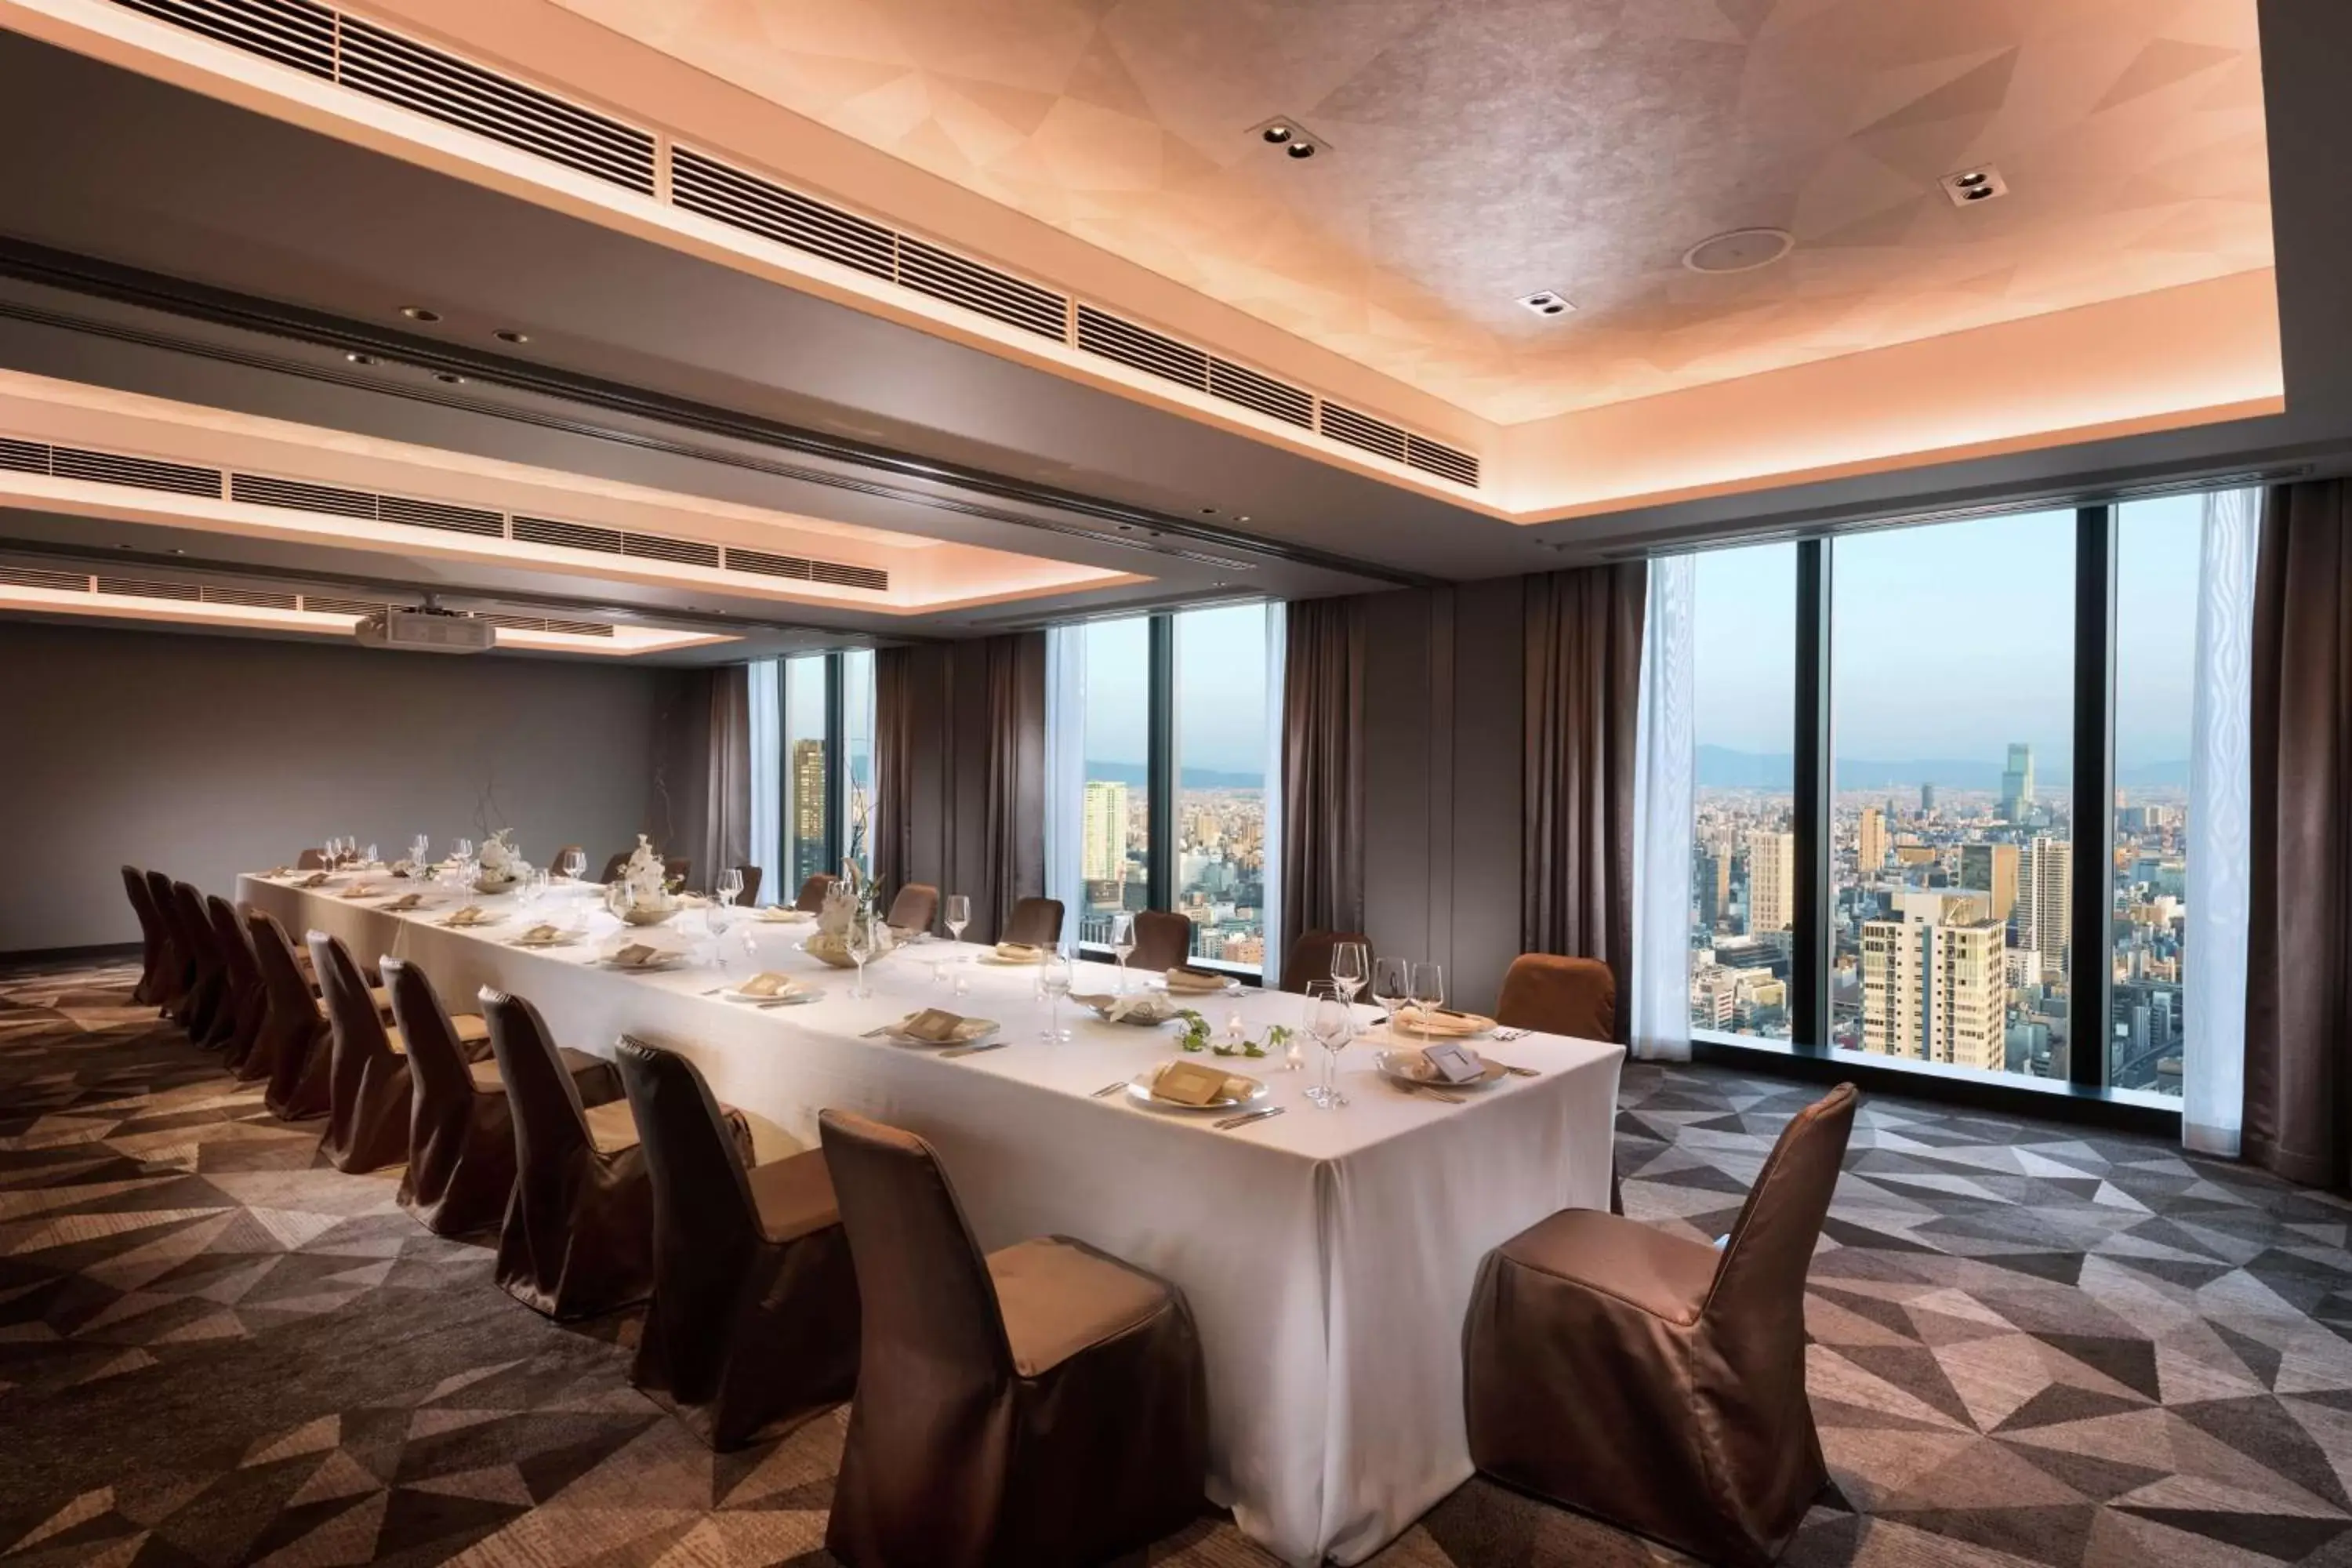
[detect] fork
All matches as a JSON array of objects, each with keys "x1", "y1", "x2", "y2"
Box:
[
  {"x1": 1492, "y1": 1026, "x2": 1531, "y2": 1042},
  {"x1": 1090, "y1": 1080, "x2": 1127, "y2": 1099},
  {"x1": 1214, "y1": 1106, "x2": 1285, "y2": 1131}
]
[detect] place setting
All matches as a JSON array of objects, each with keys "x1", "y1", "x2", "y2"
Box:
[{"x1": 861, "y1": 1006, "x2": 1002, "y2": 1056}]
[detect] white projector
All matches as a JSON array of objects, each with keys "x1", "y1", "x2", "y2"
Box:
[{"x1": 354, "y1": 608, "x2": 497, "y2": 654}]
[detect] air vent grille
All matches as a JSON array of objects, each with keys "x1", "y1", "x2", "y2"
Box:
[
  {"x1": 0, "y1": 564, "x2": 89, "y2": 592},
  {"x1": 230, "y1": 473, "x2": 376, "y2": 518},
  {"x1": 96, "y1": 575, "x2": 202, "y2": 601},
  {"x1": 0, "y1": 437, "x2": 47, "y2": 475},
  {"x1": 1405, "y1": 436, "x2": 1480, "y2": 488},
  {"x1": 672, "y1": 149, "x2": 895, "y2": 281},
  {"x1": 111, "y1": 0, "x2": 335, "y2": 79},
  {"x1": 334, "y1": 16, "x2": 655, "y2": 194},
  {"x1": 51, "y1": 446, "x2": 223, "y2": 497},
  {"x1": 1076, "y1": 306, "x2": 1208, "y2": 389},
  {"x1": 302, "y1": 595, "x2": 384, "y2": 618},
  {"x1": 724, "y1": 546, "x2": 811, "y2": 581},
  {"x1": 376, "y1": 494, "x2": 503, "y2": 536},
  {"x1": 1209, "y1": 359, "x2": 1314, "y2": 429},
  {"x1": 811, "y1": 560, "x2": 891, "y2": 592},
  {"x1": 203, "y1": 584, "x2": 301, "y2": 610},
  {"x1": 897, "y1": 237, "x2": 1067, "y2": 341},
  {"x1": 512, "y1": 516, "x2": 623, "y2": 554},
  {"x1": 1318, "y1": 402, "x2": 1410, "y2": 464},
  {"x1": 477, "y1": 612, "x2": 615, "y2": 637},
  {"x1": 621, "y1": 533, "x2": 721, "y2": 568}
]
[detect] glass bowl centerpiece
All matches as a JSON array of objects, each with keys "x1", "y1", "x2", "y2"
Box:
[
  {"x1": 801, "y1": 859, "x2": 896, "y2": 970},
  {"x1": 608, "y1": 834, "x2": 683, "y2": 927},
  {"x1": 472, "y1": 829, "x2": 532, "y2": 895}
]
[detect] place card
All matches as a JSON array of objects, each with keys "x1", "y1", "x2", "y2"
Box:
[
  {"x1": 1421, "y1": 1042, "x2": 1485, "y2": 1084},
  {"x1": 898, "y1": 1007, "x2": 969, "y2": 1043},
  {"x1": 1152, "y1": 1060, "x2": 1236, "y2": 1106}
]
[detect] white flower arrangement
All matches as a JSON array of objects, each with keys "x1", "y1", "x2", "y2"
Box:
[
  {"x1": 805, "y1": 858, "x2": 895, "y2": 968},
  {"x1": 609, "y1": 834, "x2": 681, "y2": 924},
  {"x1": 474, "y1": 829, "x2": 532, "y2": 891}
]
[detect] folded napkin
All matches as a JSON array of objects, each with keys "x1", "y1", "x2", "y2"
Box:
[
  {"x1": 1399, "y1": 1007, "x2": 1493, "y2": 1038},
  {"x1": 266, "y1": 866, "x2": 296, "y2": 878},
  {"x1": 610, "y1": 943, "x2": 667, "y2": 969},
  {"x1": 1073, "y1": 992, "x2": 1174, "y2": 1024},
  {"x1": 515, "y1": 924, "x2": 566, "y2": 946},
  {"x1": 442, "y1": 905, "x2": 489, "y2": 927},
  {"x1": 340, "y1": 884, "x2": 383, "y2": 900},
  {"x1": 738, "y1": 971, "x2": 799, "y2": 999},
  {"x1": 382, "y1": 892, "x2": 424, "y2": 912},
  {"x1": 993, "y1": 942, "x2": 1043, "y2": 963},
  {"x1": 898, "y1": 1007, "x2": 971, "y2": 1043},
  {"x1": 1164, "y1": 965, "x2": 1227, "y2": 994},
  {"x1": 1150, "y1": 1060, "x2": 1251, "y2": 1107},
  {"x1": 299, "y1": 872, "x2": 332, "y2": 889}
]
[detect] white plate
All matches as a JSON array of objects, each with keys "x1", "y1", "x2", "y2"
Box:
[
  {"x1": 1073, "y1": 993, "x2": 1182, "y2": 1025},
  {"x1": 1374, "y1": 1047, "x2": 1507, "y2": 1091},
  {"x1": 757, "y1": 908, "x2": 815, "y2": 924},
  {"x1": 510, "y1": 935, "x2": 577, "y2": 949},
  {"x1": 720, "y1": 985, "x2": 817, "y2": 1006},
  {"x1": 601, "y1": 953, "x2": 686, "y2": 973},
  {"x1": 1125, "y1": 1068, "x2": 1271, "y2": 1113},
  {"x1": 979, "y1": 950, "x2": 1044, "y2": 966},
  {"x1": 881, "y1": 1015, "x2": 998, "y2": 1045}
]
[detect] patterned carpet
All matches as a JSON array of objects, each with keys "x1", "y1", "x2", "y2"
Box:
[{"x1": 4, "y1": 958, "x2": 2351, "y2": 1568}]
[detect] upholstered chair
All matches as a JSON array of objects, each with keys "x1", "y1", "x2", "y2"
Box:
[
  {"x1": 1279, "y1": 929, "x2": 1371, "y2": 995},
  {"x1": 1127, "y1": 909, "x2": 1195, "y2": 973},
  {"x1": 1000, "y1": 897, "x2": 1065, "y2": 949},
  {"x1": 169, "y1": 881, "x2": 232, "y2": 1047},
  {"x1": 143, "y1": 869, "x2": 194, "y2": 1019},
  {"x1": 383, "y1": 957, "x2": 616, "y2": 1238},
  {"x1": 204, "y1": 895, "x2": 267, "y2": 1071},
  {"x1": 1465, "y1": 1083, "x2": 1860, "y2": 1566},
  {"x1": 617, "y1": 1037, "x2": 859, "y2": 1448},
  {"x1": 599, "y1": 851, "x2": 630, "y2": 885},
  {"x1": 121, "y1": 866, "x2": 170, "y2": 1007},
  {"x1": 735, "y1": 866, "x2": 764, "y2": 907},
  {"x1": 296, "y1": 848, "x2": 328, "y2": 870},
  {"x1": 307, "y1": 932, "x2": 416, "y2": 1173},
  {"x1": 818, "y1": 1109, "x2": 1207, "y2": 1567},
  {"x1": 884, "y1": 882, "x2": 938, "y2": 934},
  {"x1": 481, "y1": 990, "x2": 753, "y2": 1320},
  {"x1": 1495, "y1": 953, "x2": 1617, "y2": 1042},
  {"x1": 246, "y1": 911, "x2": 328, "y2": 1110},
  {"x1": 793, "y1": 873, "x2": 837, "y2": 913}
]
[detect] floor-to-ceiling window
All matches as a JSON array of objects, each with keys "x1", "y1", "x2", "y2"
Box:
[
  {"x1": 771, "y1": 648, "x2": 875, "y2": 898},
  {"x1": 782, "y1": 654, "x2": 829, "y2": 895},
  {"x1": 839, "y1": 648, "x2": 875, "y2": 873},
  {"x1": 1078, "y1": 617, "x2": 1151, "y2": 947}
]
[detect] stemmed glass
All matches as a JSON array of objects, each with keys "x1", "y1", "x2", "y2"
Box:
[
  {"x1": 845, "y1": 913, "x2": 875, "y2": 1000},
  {"x1": 706, "y1": 899, "x2": 738, "y2": 983},
  {"x1": 1039, "y1": 946, "x2": 1074, "y2": 1042},
  {"x1": 453, "y1": 837, "x2": 474, "y2": 866},
  {"x1": 1308, "y1": 994, "x2": 1354, "y2": 1109},
  {"x1": 1370, "y1": 956, "x2": 1410, "y2": 1034},
  {"x1": 561, "y1": 848, "x2": 586, "y2": 884},
  {"x1": 945, "y1": 894, "x2": 970, "y2": 946},
  {"x1": 518, "y1": 868, "x2": 549, "y2": 914},
  {"x1": 1410, "y1": 962, "x2": 1446, "y2": 1040},
  {"x1": 1110, "y1": 912, "x2": 1137, "y2": 994},
  {"x1": 717, "y1": 868, "x2": 745, "y2": 908},
  {"x1": 1330, "y1": 941, "x2": 1369, "y2": 1007}
]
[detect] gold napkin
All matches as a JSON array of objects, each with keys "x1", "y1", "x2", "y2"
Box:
[
  {"x1": 443, "y1": 905, "x2": 488, "y2": 927},
  {"x1": 898, "y1": 1007, "x2": 968, "y2": 1043},
  {"x1": 1399, "y1": 1007, "x2": 1493, "y2": 1038},
  {"x1": 1150, "y1": 1060, "x2": 1250, "y2": 1106},
  {"x1": 299, "y1": 872, "x2": 332, "y2": 889},
  {"x1": 994, "y1": 942, "x2": 1043, "y2": 963},
  {"x1": 611, "y1": 943, "x2": 662, "y2": 968},
  {"x1": 383, "y1": 892, "x2": 423, "y2": 912},
  {"x1": 341, "y1": 884, "x2": 383, "y2": 900},
  {"x1": 516, "y1": 924, "x2": 564, "y2": 945},
  {"x1": 1165, "y1": 966, "x2": 1226, "y2": 993},
  {"x1": 739, "y1": 971, "x2": 797, "y2": 998}
]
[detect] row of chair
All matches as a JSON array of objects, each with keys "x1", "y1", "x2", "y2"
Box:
[{"x1": 118, "y1": 865, "x2": 1210, "y2": 1566}]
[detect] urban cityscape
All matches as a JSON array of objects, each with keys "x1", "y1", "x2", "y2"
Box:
[
  {"x1": 1690, "y1": 742, "x2": 2187, "y2": 1095},
  {"x1": 1077, "y1": 772, "x2": 1269, "y2": 971}
]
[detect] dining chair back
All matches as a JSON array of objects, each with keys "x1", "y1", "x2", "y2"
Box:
[
  {"x1": 169, "y1": 880, "x2": 228, "y2": 1043},
  {"x1": 884, "y1": 882, "x2": 938, "y2": 932},
  {"x1": 142, "y1": 869, "x2": 191, "y2": 1014},
  {"x1": 1128, "y1": 909, "x2": 1195, "y2": 972},
  {"x1": 1494, "y1": 953, "x2": 1617, "y2": 1042},
  {"x1": 1279, "y1": 929, "x2": 1370, "y2": 995},
  {"x1": 308, "y1": 931, "x2": 412, "y2": 1173},
  {"x1": 121, "y1": 866, "x2": 169, "y2": 1006},
  {"x1": 204, "y1": 894, "x2": 267, "y2": 1069},
  {"x1": 793, "y1": 873, "x2": 837, "y2": 913},
  {"x1": 735, "y1": 866, "x2": 764, "y2": 907},
  {"x1": 1001, "y1": 896, "x2": 1065, "y2": 948}
]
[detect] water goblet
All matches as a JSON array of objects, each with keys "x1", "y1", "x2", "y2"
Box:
[
  {"x1": 1330, "y1": 941, "x2": 1369, "y2": 1007},
  {"x1": 945, "y1": 894, "x2": 970, "y2": 946},
  {"x1": 561, "y1": 848, "x2": 586, "y2": 884},
  {"x1": 717, "y1": 867, "x2": 744, "y2": 908},
  {"x1": 1409, "y1": 962, "x2": 1446, "y2": 1040},
  {"x1": 845, "y1": 913, "x2": 875, "y2": 1000},
  {"x1": 1039, "y1": 946, "x2": 1074, "y2": 1042},
  {"x1": 1110, "y1": 912, "x2": 1136, "y2": 994},
  {"x1": 1371, "y1": 956, "x2": 1410, "y2": 1035},
  {"x1": 1308, "y1": 994, "x2": 1354, "y2": 1109}
]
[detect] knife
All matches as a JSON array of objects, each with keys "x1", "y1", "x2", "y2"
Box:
[
  {"x1": 941, "y1": 1040, "x2": 1010, "y2": 1059},
  {"x1": 1215, "y1": 1106, "x2": 1286, "y2": 1131}
]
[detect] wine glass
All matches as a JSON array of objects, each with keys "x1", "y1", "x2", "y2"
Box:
[
  {"x1": 1410, "y1": 962, "x2": 1446, "y2": 1040},
  {"x1": 1330, "y1": 941, "x2": 1369, "y2": 1007},
  {"x1": 717, "y1": 868, "x2": 744, "y2": 908},
  {"x1": 361, "y1": 843, "x2": 378, "y2": 867},
  {"x1": 453, "y1": 837, "x2": 474, "y2": 866},
  {"x1": 561, "y1": 848, "x2": 586, "y2": 884},
  {"x1": 1308, "y1": 994, "x2": 1354, "y2": 1109},
  {"x1": 1039, "y1": 946, "x2": 1074, "y2": 1042},
  {"x1": 1110, "y1": 912, "x2": 1137, "y2": 994},
  {"x1": 706, "y1": 900, "x2": 737, "y2": 981},
  {"x1": 945, "y1": 894, "x2": 970, "y2": 946},
  {"x1": 518, "y1": 869, "x2": 549, "y2": 913},
  {"x1": 845, "y1": 913, "x2": 875, "y2": 1000},
  {"x1": 1371, "y1": 956, "x2": 1410, "y2": 1034}
]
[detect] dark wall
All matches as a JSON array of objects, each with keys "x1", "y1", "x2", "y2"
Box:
[
  {"x1": 1359, "y1": 579, "x2": 1527, "y2": 1015},
  {"x1": 0, "y1": 619, "x2": 668, "y2": 953}
]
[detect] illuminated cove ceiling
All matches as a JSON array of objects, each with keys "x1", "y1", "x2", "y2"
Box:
[{"x1": 547, "y1": 0, "x2": 2273, "y2": 426}]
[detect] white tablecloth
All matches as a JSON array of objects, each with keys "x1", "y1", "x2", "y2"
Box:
[{"x1": 242, "y1": 873, "x2": 1622, "y2": 1566}]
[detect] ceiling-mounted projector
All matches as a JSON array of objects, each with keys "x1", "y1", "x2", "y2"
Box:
[{"x1": 354, "y1": 606, "x2": 496, "y2": 654}]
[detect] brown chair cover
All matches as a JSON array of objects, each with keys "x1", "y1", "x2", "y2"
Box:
[
  {"x1": 617, "y1": 1037, "x2": 859, "y2": 1448},
  {"x1": 1494, "y1": 953, "x2": 1617, "y2": 1043},
  {"x1": 142, "y1": 869, "x2": 194, "y2": 1018},
  {"x1": 205, "y1": 895, "x2": 267, "y2": 1072},
  {"x1": 169, "y1": 881, "x2": 232, "y2": 1047},
  {"x1": 1465, "y1": 1083, "x2": 1860, "y2": 1567},
  {"x1": 1279, "y1": 928, "x2": 1370, "y2": 995},
  {"x1": 308, "y1": 931, "x2": 415, "y2": 1174},
  {"x1": 246, "y1": 910, "x2": 328, "y2": 1108},
  {"x1": 599, "y1": 851, "x2": 630, "y2": 884},
  {"x1": 484, "y1": 990, "x2": 754, "y2": 1320},
  {"x1": 735, "y1": 866, "x2": 764, "y2": 907},
  {"x1": 1128, "y1": 909, "x2": 1194, "y2": 973},
  {"x1": 818, "y1": 1109, "x2": 1207, "y2": 1567},
  {"x1": 884, "y1": 882, "x2": 938, "y2": 933},
  {"x1": 550, "y1": 844, "x2": 583, "y2": 877},
  {"x1": 1001, "y1": 896, "x2": 1064, "y2": 949},
  {"x1": 383, "y1": 958, "x2": 615, "y2": 1237},
  {"x1": 122, "y1": 866, "x2": 169, "y2": 1007},
  {"x1": 793, "y1": 873, "x2": 837, "y2": 913},
  {"x1": 296, "y1": 848, "x2": 328, "y2": 870}
]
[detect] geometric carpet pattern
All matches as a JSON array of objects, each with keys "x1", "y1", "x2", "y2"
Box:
[{"x1": 4, "y1": 956, "x2": 2350, "y2": 1567}]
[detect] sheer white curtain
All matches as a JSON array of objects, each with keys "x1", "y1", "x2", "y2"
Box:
[
  {"x1": 746, "y1": 659, "x2": 782, "y2": 906},
  {"x1": 1260, "y1": 601, "x2": 1287, "y2": 988},
  {"x1": 1043, "y1": 624, "x2": 1088, "y2": 949},
  {"x1": 1630, "y1": 554, "x2": 1696, "y2": 1061},
  {"x1": 2184, "y1": 486, "x2": 2258, "y2": 1154}
]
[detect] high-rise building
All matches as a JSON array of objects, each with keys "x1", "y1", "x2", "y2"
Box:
[
  {"x1": 1694, "y1": 849, "x2": 1731, "y2": 931},
  {"x1": 2000, "y1": 743, "x2": 2036, "y2": 822},
  {"x1": 1746, "y1": 829, "x2": 1795, "y2": 934},
  {"x1": 2018, "y1": 836, "x2": 2072, "y2": 979},
  {"x1": 1857, "y1": 807, "x2": 1887, "y2": 873},
  {"x1": 1919, "y1": 782, "x2": 1937, "y2": 815},
  {"x1": 1958, "y1": 842, "x2": 2020, "y2": 923},
  {"x1": 1860, "y1": 891, "x2": 2006, "y2": 1072},
  {"x1": 790, "y1": 737, "x2": 827, "y2": 887},
  {"x1": 1082, "y1": 780, "x2": 1130, "y2": 883}
]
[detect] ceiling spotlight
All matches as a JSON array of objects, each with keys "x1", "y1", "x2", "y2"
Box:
[
  {"x1": 1261, "y1": 125, "x2": 1292, "y2": 145},
  {"x1": 400, "y1": 306, "x2": 442, "y2": 322},
  {"x1": 1940, "y1": 165, "x2": 2009, "y2": 206},
  {"x1": 1249, "y1": 116, "x2": 1326, "y2": 163},
  {"x1": 492, "y1": 328, "x2": 530, "y2": 345},
  {"x1": 1200, "y1": 506, "x2": 1219, "y2": 516},
  {"x1": 434, "y1": 372, "x2": 467, "y2": 385},
  {"x1": 1515, "y1": 289, "x2": 1577, "y2": 319},
  {"x1": 345, "y1": 351, "x2": 378, "y2": 366},
  {"x1": 1286, "y1": 142, "x2": 1315, "y2": 159}
]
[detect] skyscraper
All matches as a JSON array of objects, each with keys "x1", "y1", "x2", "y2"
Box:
[
  {"x1": 2000, "y1": 743, "x2": 2036, "y2": 822},
  {"x1": 1860, "y1": 891, "x2": 2006, "y2": 1072},
  {"x1": 790, "y1": 737, "x2": 827, "y2": 887},
  {"x1": 1746, "y1": 829, "x2": 1795, "y2": 934},
  {"x1": 1082, "y1": 780, "x2": 1130, "y2": 883},
  {"x1": 1919, "y1": 782, "x2": 1937, "y2": 815},
  {"x1": 2017, "y1": 836, "x2": 2072, "y2": 979},
  {"x1": 1857, "y1": 806, "x2": 1887, "y2": 873},
  {"x1": 1694, "y1": 849, "x2": 1730, "y2": 932},
  {"x1": 1958, "y1": 842, "x2": 2020, "y2": 923}
]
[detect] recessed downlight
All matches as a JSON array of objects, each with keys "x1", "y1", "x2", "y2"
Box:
[
  {"x1": 1248, "y1": 115, "x2": 1327, "y2": 163},
  {"x1": 1261, "y1": 125, "x2": 1292, "y2": 145},
  {"x1": 345, "y1": 352, "x2": 378, "y2": 366},
  {"x1": 1681, "y1": 227, "x2": 1795, "y2": 274},
  {"x1": 400, "y1": 306, "x2": 442, "y2": 322},
  {"x1": 1940, "y1": 165, "x2": 2009, "y2": 207},
  {"x1": 1286, "y1": 142, "x2": 1316, "y2": 160},
  {"x1": 1515, "y1": 289, "x2": 1577, "y2": 318},
  {"x1": 434, "y1": 372, "x2": 467, "y2": 385},
  {"x1": 492, "y1": 328, "x2": 530, "y2": 345}
]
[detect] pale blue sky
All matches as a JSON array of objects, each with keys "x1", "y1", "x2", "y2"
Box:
[{"x1": 1084, "y1": 604, "x2": 1270, "y2": 774}]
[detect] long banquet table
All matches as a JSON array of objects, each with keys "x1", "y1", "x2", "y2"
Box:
[{"x1": 243, "y1": 870, "x2": 1622, "y2": 1566}]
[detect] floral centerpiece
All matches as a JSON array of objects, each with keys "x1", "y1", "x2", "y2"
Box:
[
  {"x1": 473, "y1": 829, "x2": 532, "y2": 894},
  {"x1": 802, "y1": 788, "x2": 895, "y2": 969},
  {"x1": 608, "y1": 834, "x2": 681, "y2": 926}
]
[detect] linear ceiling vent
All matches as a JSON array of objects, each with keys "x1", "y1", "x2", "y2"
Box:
[
  {"x1": 672, "y1": 148, "x2": 894, "y2": 282},
  {"x1": 1405, "y1": 436, "x2": 1480, "y2": 488},
  {"x1": 477, "y1": 612, "x2": 615, "y2": 637},
  {"x1": 230, "y1": 473, "x2": 503, "y2": 536},
  {"x1": 511, "y1": 515, "x2": 622, "y2": 554},
  {"x1": 0, "y1": 564, "x2": 91, "y2": 592},
  {"x1": 113, "y1": 0, "x2": 335, "y2": 80},
  {"x1": 96, "y1": 575, "x2": 202, "y2": 601},
  {"x1": 302, "y1": 595, "x2": 388, "y2": 617},
  {"x1": 810, "y1": 560, "x2": 890, "y2": 591},
  {"x1": 0, "y1": 435, "x2": 225, "y2": 497},
  {"x1": 1075, "y1": 307, "x2": 1315, "y2": 431},
  {"x1": 203, "y1": 584, "x2": 302, "y2": 609},
  {"x1": 620, "y1": 532, "x2": 720, "y2": 569}
]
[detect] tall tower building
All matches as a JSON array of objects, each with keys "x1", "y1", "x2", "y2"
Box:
[
  {"x1": 1958, "y1": 843, "x2": 2020, "y2": 923},
  {"x1": 1860, "y1": 891, "x2": 2006, "y2": 1071},
  {"x1": 1857, "y1": 807, "x2": 1888, "y2": 873},
  {"x1": 1746, "y1": 829, "x2": 1795, "y2": 934},
  {"x1": 1693, "y1": 849, "x2": 1731, "y2": 932},
  {"x1": 2000, "y1": 743, "x2": 2036, "y2": 822},
  {"x1": 790, "y1": 738, "x2": 827, "y2": 886},
  {"x1": 1920, "y1": 782, "x2": 1937, "y2": 816},
  {"x1": 1081, "y1": 780, "x2": 1130, "y2": 883},
  {"x1": 2016, "y1": 836, "x2": 2072, "y2": 979}
]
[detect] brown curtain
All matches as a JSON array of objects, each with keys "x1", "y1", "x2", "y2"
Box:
[
  {"x1": 2245, "y1": 481, "x2": 2352, "y2": 1187},
  {"x1": 1522, "y1": 564, "x2": 1645, "y2": 1030},
  {"x1": 981, "y1": 632, "x2": 1047, "y2": 938},
  {"x1": 702, "y1": 663, "x2": 752, "y2": 891},
  {"x1": 1281, "y1": 596, "x2": 1367, "y2": 959},
  {"x1": 873, "y1": 645, "x2": 915, "y2": 897}
]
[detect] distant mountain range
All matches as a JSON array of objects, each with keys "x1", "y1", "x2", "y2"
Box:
[
  {"x1": 1697, "y1": 746, "x2": 2188, "y2": 791},
  {"x1": 1086, "y1": 760, "x2": 1264, "y2": 791}
]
